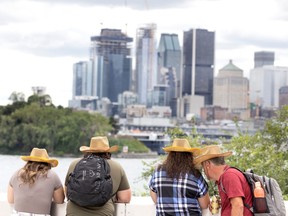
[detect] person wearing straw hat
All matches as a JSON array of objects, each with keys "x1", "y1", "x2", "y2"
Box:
[
  {"x1": 194, "y1": 145, "x2": 253, "y2": 216},
  {"x1": 148, "y1": 138, "x2": 210, "y2": 216},
  {"x1": 7, "y1": 148, "x2": 65, "y2": 215},
  {"x1": 64, "y1": 136, "x2": 131, "y2": 216}
]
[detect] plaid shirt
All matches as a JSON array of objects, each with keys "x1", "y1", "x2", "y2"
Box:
[{"x1": 149, "y1": 168, "x2": 208, "y2": 216}]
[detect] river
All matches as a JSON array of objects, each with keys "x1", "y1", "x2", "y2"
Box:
[{"x1": 0, "y1": 154, "x2": 158, "y2": 196}]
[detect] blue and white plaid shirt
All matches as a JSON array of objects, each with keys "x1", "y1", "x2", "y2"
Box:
[{"x1": 149, "y1": 168, "x2": 208, "y2": 216}]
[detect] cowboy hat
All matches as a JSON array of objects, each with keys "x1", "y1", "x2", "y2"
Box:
[
  {"x1": 80, "y1": 136, "x2": 119, "y2": 153},
  {"x1": 162, "y1": 138, "x2": 200, "y2": 153},
  {"x1": 21, "y1": 148, "x2": 58, "y2": 167},
  {"x1": 194, "y1": 145, "x2": 232, "y2": 166}
]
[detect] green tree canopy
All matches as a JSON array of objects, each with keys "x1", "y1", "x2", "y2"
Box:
[
  {"x1": 0, "y1": 103, "x2": 112, "y2": 155},
  {"x1": 226, "y1": 106, "x2": 288, "y2": 196},
  {"x1": 142, "y1": 107, "x2": 288, "y2": 198}
]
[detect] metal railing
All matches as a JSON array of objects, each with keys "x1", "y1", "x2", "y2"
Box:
[{"x1": 1, "y1": 197, "x2": 287, "y2": 216}]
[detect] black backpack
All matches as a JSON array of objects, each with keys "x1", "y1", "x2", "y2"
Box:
[{"x1": 67, "y1": 154, "x2": 113, "y2": 207}]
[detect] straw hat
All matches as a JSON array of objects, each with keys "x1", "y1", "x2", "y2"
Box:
[
  {"x1": 194, "y1": 145, "x2": 232, "y2": 166},
  {"x1": 80, "y1": 136, "x2": 118, "y2": 153},
  {"x1": 21, "y1": 148, "x2": 58, "y2": 167},
  {"x1": 162, "y1": 138, "x2": 200, "y2": 153}
]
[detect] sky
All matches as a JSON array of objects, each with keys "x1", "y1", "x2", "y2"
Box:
[{"x1": 0, "y1": 0, "x2": 288, "y2": 107}]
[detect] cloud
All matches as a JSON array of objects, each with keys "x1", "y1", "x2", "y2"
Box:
[
  {"x1": 0, "y1": 11, "x2": 21, "y2": 25},
  {"x1": 0, "y1": 31, "x2": 89, "y2": 58},
  {"x1": 0, "y1": 0, "x2": 288, "y2": 107},
  {"x1": 28, "y1": 0, "x2": 193, "y2": 10},
  {"x1": 275, "y1": 1, "x2": 288, "y2": 20},
  {"x1": 219, "y1": 32, "x2": 288, "y2": 51}
]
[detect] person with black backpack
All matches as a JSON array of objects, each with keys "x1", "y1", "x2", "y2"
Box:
[
  {"x1": 194, "y1": 145, "x2": 254, "y2": 216},
  {"x1": 65, "y1": 136, "x2": 131, "y2": 216}
]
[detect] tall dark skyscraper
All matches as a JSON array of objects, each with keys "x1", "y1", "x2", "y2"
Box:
[
  {"x1": 182, "y1": 28, "x2": 215, "y2": 105},
  {"x1": 254, "y1": 51, "x2": 274, "y2": 68},
  {"x1": 90, "y1": 29, "x2": 133, "y2": 102}
]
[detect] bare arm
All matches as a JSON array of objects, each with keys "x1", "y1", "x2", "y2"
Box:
[
  {"x1": 7, "y1": 185, "x2": 14, "y2": 204},
  {"x1": 149, "y1": 190, "x2": 157, "y2": 204},
  {"x1": 230, "y1": 197, "x2": 244, "y2": 216},
  {"x1": 53, "y1": 187, "x2": 65, "y2": 204},
  {"x1": 115, "y1": 188, "x2": 131, "y2": 203},
  {"x1": 198, "y1": 193, "x2": 210, "y2": 209}
]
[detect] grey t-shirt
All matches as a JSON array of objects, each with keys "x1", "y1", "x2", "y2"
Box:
[{"x1": 9, "y1": 169, "x2": 63, "y2": 214}]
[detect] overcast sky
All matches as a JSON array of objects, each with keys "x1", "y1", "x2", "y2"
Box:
[{"x1": 0, "y1": 0, "x2": 288, "y2": 107}]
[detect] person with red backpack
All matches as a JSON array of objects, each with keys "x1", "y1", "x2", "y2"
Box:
[{"x1": 194, "y1": 145, "x2": 253, "y2": 216}]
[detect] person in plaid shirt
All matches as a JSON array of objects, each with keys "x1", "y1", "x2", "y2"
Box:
[{"x1": 149, "y1": 138, "x2": 210, "y2": 216}]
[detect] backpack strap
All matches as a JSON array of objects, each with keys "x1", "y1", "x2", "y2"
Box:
[
  {"x1": 220, "y1": 167, "x2": 254, "y2": 213},
  {"x1": 262, "y1": 176, "x2": 270, "y2": 195}
]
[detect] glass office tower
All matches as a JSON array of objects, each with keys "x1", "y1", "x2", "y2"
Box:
[
  {"x1": 90, "y1": 29, "x2": 133, "y2": 102},
  {"x1": 135, "y1": 23, "x2": 158, "y2": 106},
  {"x1": 182, "y1": 28, "x2": 215, "y2": 105}
]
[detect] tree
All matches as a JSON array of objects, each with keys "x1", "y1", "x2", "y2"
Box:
[
  {"x1": 0, "y1": 103, "x2": 113, "y2": 155},
  {"x1": 27, "y1": 94, "x2": 53, "y2": 107},
  {"x1": 141, "y1": 110, "x2": 288, "y2": 198},
  {"x1": 109, "y1": 116, "x2": 120, "y2": 135},
  {"x1": 225, "y1": 105, "x2": 288, "y2": 196},
  {"x1": 9, "y1": 92, "x2": 25, "y2": 103}
]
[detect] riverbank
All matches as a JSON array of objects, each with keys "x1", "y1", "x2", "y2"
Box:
[
  {"x1": 1, "y1": 152, "x2": 161, "y2": 159},
  {"x1": 115, "y1": 152, "x2": 159, "y2": 158}
]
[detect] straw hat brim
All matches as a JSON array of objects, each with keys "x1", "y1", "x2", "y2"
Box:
[
  {"x1": 194, "y1": 152, "x2": 232, "y2": 166},
  {"x1": 163, "y1": 146, "x2": 200, "y2": 153},
  {"x1": 79, "y1": 145, "x2": 119, "y2": 153},
  {"x1": 21, "y1": 156, "x2": 58, "y2": 167}
]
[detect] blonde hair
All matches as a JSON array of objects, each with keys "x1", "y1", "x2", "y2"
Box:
[{"x1": 19, "y1": 161, "x2": 51, "y2": 185}]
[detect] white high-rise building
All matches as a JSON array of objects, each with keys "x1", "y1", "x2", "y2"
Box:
[{"x1": 135, "y1": 23, "x2": 158, "y2": 106}]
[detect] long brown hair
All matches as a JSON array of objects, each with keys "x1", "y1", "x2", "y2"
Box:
[
  {"x1": 159, "y1": 152, "x2": 200, "y2": 179},
  {"x1": 84, "y1": 152, "x2": 111, "y2": 159},
  {"x1": 19, "y1": 161, "x2": 51, "y2": 185}
]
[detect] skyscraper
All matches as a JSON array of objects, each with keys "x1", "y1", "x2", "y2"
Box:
[
  {"x1": 69, "y1": 60, "x2": 97, "y2": 110},
  {"x1": 90, "y1": 29, "x2": 133, "y2": 102},
  {"x1": 157, "y1": 33, "x2": 181, "y2": 116},
  {"x1": 135, "y1": 23, "x2": 158, "y2": 106},
  {"x1": 158, "y1": 33, "x2": 181, "y2": 89},
  {"x1": 254, "y1": 51, "x2": 275, "y2": 68},
  {"x1": 250, "y1": 65, "x2": 288, "y2": 108},
  {"x1": 72, "y1": 61, "x2": 93, "y2": 98},
  {"x1": 182, "y1": 28, "x2": 215, "y2": 105}
]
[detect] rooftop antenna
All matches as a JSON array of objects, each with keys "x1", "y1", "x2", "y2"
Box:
[
  {"x1": 125, "y1": 23, "x2": 128, "y2": 35},
  {"x1": 144, "y1": 0, "x2": 149, "y2": 11},
  {"x1": 124, "y1": 0, "x2": 128, "y2": 35}
]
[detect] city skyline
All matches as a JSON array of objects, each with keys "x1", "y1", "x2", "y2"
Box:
[{"x1": 0, "y1": 0, "x2": 288, "y2": 107}]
